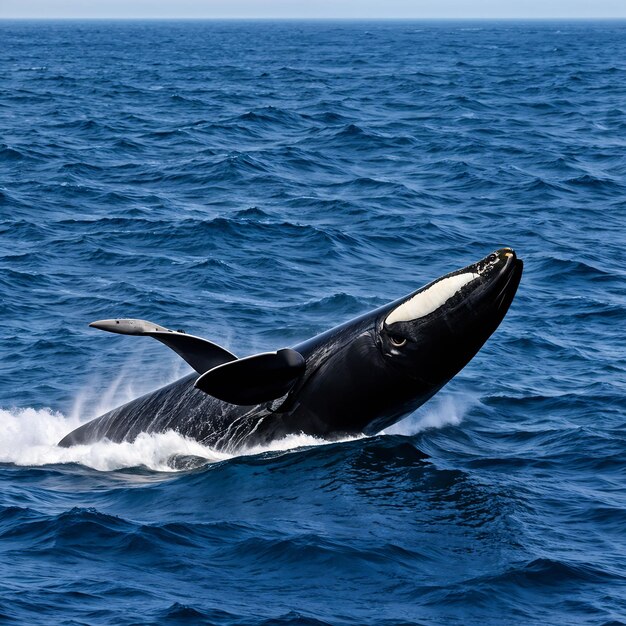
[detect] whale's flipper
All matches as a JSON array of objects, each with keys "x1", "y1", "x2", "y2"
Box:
[
  {"x1": 89, "y1": 319, "x2": 237, "y2": 374},
  {"x1": 194, "y1": 348, "x2": 305, "y2": 405}
]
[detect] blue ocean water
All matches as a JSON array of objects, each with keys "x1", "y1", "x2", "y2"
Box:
[{"x1": 0, "y1": 18, "x2": 625, "y2": 625}]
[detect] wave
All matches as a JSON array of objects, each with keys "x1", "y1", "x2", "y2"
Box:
[
  {"x1": 565, "y1": 173, "x2": 622, "y2": 190},
  {"x1": 236, "y1": 106, "x2": 306, "y2": 127},
  {"x1": 0, "y1": 143, "x2": 27, "y2": 161}
]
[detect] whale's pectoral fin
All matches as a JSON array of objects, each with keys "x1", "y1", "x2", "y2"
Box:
[
  {"x1": 194, "y1": 348, "x2": 305, "y2": 405},
  {"x1": 89, "y1": 318, "x2": 237, "y2": 375}
]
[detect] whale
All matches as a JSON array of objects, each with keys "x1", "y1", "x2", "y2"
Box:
[{"x1": 59, "y1": 248, "x2": 523, "y2": 451}]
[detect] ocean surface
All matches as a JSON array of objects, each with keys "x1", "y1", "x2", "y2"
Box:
[{"x1": 1, "y1": 19, "x2": 625, "y2": 625}]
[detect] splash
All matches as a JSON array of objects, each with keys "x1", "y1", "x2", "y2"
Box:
[
  {"x1": 0, "y1": 407, "x2": 221, "y2": 471},
  {"x1": 0, "y1": 406, "x2": 363, "y2": 472},
  {"x1": 241, "y1": 431, "x2": 364, "y2": 457},
  {"x1": 383, "y1": 391, "x2": 479, "y2": 436},
  {"x1": 0, "y1": 387, "x2": 469, "y2": 472}
]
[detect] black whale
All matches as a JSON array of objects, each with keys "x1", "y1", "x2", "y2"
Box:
[{"x1": 59, "y1": 249, "x2": 523, "y2": 451}]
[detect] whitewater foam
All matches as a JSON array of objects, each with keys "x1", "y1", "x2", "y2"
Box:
[
  {"x1": 0, "y1": 391, "x2": 472, "y2": 472},
  {"x1": 0, "y1": 406, "x2": 365, "y2": 472},
  {"x1": 0, "y1": 407, "x2": 216, "y2": 471}
]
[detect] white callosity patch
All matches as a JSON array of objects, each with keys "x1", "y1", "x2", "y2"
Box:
[{"x1": 385, "y1": 272, "x2": 480, "y2": 325}]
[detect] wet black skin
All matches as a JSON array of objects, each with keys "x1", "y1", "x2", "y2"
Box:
[{"x1": 59, "y1": 249, "x2": 523, "y2": 451}]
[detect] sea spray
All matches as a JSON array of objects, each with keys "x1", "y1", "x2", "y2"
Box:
[
  {"x1": 0, "y1": 407, "x2": 220, "y2": 471},
  {"x1": 1, "y1": 330, "x2": 471, "y2": 471},
  {"x1": 0, "y1": 393, "x2": 469, "y2": 472},
  {"x1": 0, "y1": 406, "x2": 367, "y2": 471},
  {"x1": 70, "y1": 351, "x2": 190, "y2": 424},
  {"x1": 383, "y1": 391, "x2": 479, "y2": 436}
]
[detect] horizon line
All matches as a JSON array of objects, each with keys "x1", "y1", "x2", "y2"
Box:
[{"x1": 2, "y1": 16, "x2": 626, "y2": 21}]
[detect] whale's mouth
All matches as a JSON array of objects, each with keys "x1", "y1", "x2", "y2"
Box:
[
  {"x1": 499, "y1": 259, "x2": 523, "y2": 306},
  {"x1": 490, "y1": 249, "x2": 523, "y2": 312}
]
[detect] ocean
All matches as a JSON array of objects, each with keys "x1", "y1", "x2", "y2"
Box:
[{"x1": 0, "y1": 19, "x2": 625, "y2": 625}]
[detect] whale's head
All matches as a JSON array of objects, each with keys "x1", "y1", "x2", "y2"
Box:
[
  {"x1": 348, "y1": 247, "x2": 524, "y2": 433},
  {"x1": 292, "y1": 248, "x2": 523, "y2": 437},
  {"x1": 377, "y1": 247, "x2": 523, "y2": 390}
]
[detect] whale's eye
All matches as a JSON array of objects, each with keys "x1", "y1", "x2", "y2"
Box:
[
  {"x1": 389, "y1": 334, "x2": 407, "y2": 348},
  {"x1": 487, "y1": 253, "x2": 497, "y2": 263}
]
